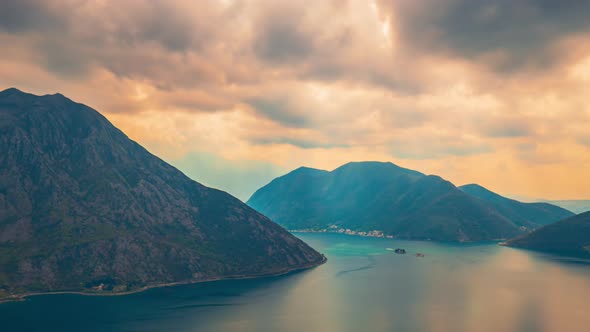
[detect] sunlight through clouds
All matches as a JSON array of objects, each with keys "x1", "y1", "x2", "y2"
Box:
[{"x1": 2, "y1": 0, "x2": 590, "y2": 199}]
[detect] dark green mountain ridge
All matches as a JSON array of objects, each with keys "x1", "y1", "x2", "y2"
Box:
[
  {"x1": 248, "y1": 162, "x2": 573, "y2": 242},
  {"x1": 0, "y1": 88, "x2": 325, "y2": 299},
  {"x1": 459, "y1": 183, "x2": 572, "y2": 229},
  {"x1": 505, "y1": 211, "x2": 590, "y2": 258}
]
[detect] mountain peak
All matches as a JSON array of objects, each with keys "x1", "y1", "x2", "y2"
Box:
[
  {"x1": 0, "y1": 88, "x2": 74, "y2": 109},
  {"x1": 249, "y1": 161, "x2": 574, "y2": 242},
  {"x1": 460, "y1": 183, "x2": 484, "y2": 189},
  {"x1": 0, "y1": 87, "x2": 35, "y2": 101},
  {"x1": 1, "y1": 87, "x2": 70, "y2": 100},
  {"x1": 0, "y1": 87, "x2": 24, "y2": 95},
  {"x1": 292, "y1": 166, "x2": 324, "y2": 172},
  {"x1": 333, "y1": 161, "x2": 424, "y2": 177},
  {"x1": 283, "y1": 166, "x2": 328, "y2": 178},
  {"x1": 459, "y1": 183, "x2": 502, "y2": 199},
  {"x1": 0, "y1": 90, "x2": 325, "y2": 299},
  {"x1": 337, "y1": 161, "x2": 395, "y2": 168},
  {"x1": 248, "y1": 160, "x2": 520, "y2": 242}
]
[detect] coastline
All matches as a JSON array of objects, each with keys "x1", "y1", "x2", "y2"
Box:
[
  {"x1": 291, "y1": 228, "x2": 394, "y2": 239},
  {"x1": 293, "y1": 230, "x2": 506, "y2": 244},
  {"x1": 498, "y1": 244, "x2": 590, "y2": 262},
  {"x1": 0, "y1": 257, "x2": 327, "y2": 304}
]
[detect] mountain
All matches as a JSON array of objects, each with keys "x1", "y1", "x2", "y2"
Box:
[
  {"x1": 545, "y1": 200, "x2": 590, "y2": 214},
  {"x1": 505, "y1": 212, "x2": 590, "y2": 258},
  {"x1": 459, "y1": 184, "x2": 573, "y2": 229},
  {"x1": 0, "y1": 88, "x2": 325, "y2": 299},
  {"x1": 248, "y1": 161, "x2": 532, "y2": 242}
]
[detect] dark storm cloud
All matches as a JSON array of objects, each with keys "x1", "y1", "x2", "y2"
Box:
[
  {"x1": 1, "y1": 0, "x2": 223, "y2": 83},
  {"x1": 1, "y1": 0, "x2": 212, "y2": 51},
  {"x1": 248, "y1": 1, "x2": 415, "y2": 92},
  {"x1": 379, "y1": 0, "x2": 590, "y2": 72},
  {"x1": 252, "y1": 6, "x2": 314, "y2": 64},
  {"x1": 0, "y1": 0, "x2": 66, "y2": 33},
  {"x1": 3, "y1": 0, "x2": 590, "y2": 199},
  {"x1": 104, "y1": 1, "x2": 215, "y2": 53}
]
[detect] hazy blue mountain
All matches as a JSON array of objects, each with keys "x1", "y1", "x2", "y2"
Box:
[
  {"x1": 505, "y1": 212, "x2": 590, "y2": 258},
  {"x1": 508, "y1": 194, "x2": 590, "y2": 214},
  {"x1": 459, "y1": 184, "x2": 573, "y2": 229},
  {"x1": 0, "y1": 88, "x2": 324, "y2": 299},
  {"x1": 248, "y1": 161, "x2": 529, "y2": 242},
  {"x1": 545, "y1": 200, "x2": 590, "y2": 214}
]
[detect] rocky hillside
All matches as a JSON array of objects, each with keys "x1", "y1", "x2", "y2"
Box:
[{"x1": 0, "y1": 88, "x2": 325, "y2": 299}]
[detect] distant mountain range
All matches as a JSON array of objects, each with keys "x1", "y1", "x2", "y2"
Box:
[
  {"x1": 247, "y1": 162, "x2": 573, "y2": 242},
  {"x1": 542, "y1": 200, "x2": 590, "y2": 214},
  {"x1": 0, "y1": 88, "x2": 325, "y2": 299},
  {"x1": 505, "y1": 212, "x2": 590, "y2": 258},
  {"x1": 508, "y1": 195, "x2": 590, "y2": 214},
  {"x1": 458, "y1": 184, "x2": 572, "y2": 230}
]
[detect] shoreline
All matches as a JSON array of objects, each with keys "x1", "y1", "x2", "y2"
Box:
[
  {"x1": 293, "y1": 230, "x2": 506, "y2": 244},
  {"x1": 0, "y1": 257, "x2": 327, "y2": 304},
  {"x1": 499, "y1": 244, "x2": 590, "y2": 262},
  {"x1": 291, "y1": 229, "x2": 393, "y2": 239}
]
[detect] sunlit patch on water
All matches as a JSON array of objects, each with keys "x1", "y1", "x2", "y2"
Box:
[{"x1": 325, "y1": 243, "x2": 385, "y2": 256}]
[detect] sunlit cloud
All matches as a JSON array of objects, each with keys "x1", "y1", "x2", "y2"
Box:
[{"x1": 1, "y1": 0, "x2": 590, "y2": 200}]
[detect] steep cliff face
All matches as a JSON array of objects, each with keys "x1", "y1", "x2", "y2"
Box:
[{"x1": 0, "y1": 88, "x2": 325, "y2": 298}]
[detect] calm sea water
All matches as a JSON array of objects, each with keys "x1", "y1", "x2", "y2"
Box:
[{"x1": 1, "y1": 233, "x2": 590, "y2": 332}]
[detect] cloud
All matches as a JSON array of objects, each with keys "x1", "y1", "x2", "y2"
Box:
[
  {"x1": 252, "y1": 4, "x2": 314, "y2": 64},
  {"x1": 2, "y1": 0, "x2": 590, "y2": 199},
  {"x1": 0, "y1": 0, "x2": 236, "y2": 85},
  {"x1": 576, "y1": 136, "x2": 590, "y2": 148},
  {"x1": 247, "y1": 97, "x2": 309, "y2": 128},
  {"x1": 0, "y1": 0, "x2": 65, "y2": 33},
  {"x1": 390, "y1": 135, "x2": 493, "y2": 160},
  {"x1": 377, "y1": 0, "x2": 590, "y2": 73},
  {"x1": 252, "y1": 137, "x2": 350, "y2": 149},
  {"x1": 482, "y1": 116, "x2": 535, "y2": 138}
]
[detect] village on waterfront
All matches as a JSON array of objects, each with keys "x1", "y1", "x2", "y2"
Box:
[{"x1": 291, "y1": 225, "x2": 395, "y2": 239}]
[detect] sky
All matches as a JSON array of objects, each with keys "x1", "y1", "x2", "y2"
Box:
[{"x1": 2, "y1": 0, "x2": 590, "y2": 201}]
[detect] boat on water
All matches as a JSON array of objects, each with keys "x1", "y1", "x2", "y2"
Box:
[
  {"x1": 394, "y1": 248, "x2": 406, "y2": 254},
  {"x1": 415, "y1": 253, "x2": 425, "y2": 257}
]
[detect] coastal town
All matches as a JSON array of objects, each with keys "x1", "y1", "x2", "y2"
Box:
[{"x1": 291, "y1": 225, "x2": 394, "y2": 239}]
